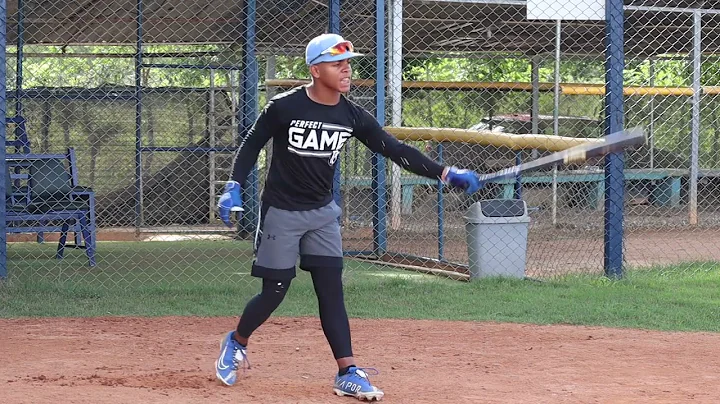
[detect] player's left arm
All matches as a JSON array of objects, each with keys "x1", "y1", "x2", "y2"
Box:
[{"x1": 353, "y1": 107, "x2": 483, "y2": 194}]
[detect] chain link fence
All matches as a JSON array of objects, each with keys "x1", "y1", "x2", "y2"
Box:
[
  {"x1": 3, "y1": 1, "x2": 720, "y2": 290},
  {"x1": 620, "y1": 6, "x2": 720, "y2": 273}
]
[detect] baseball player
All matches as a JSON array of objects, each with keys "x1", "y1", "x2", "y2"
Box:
[{"x1": 215, "y1": 33, "x2": 483, "y2": 401}]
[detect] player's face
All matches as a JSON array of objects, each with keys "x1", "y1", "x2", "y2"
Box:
[{"x1": 314, "y1": 59, "x2": 352, "y2": 93}]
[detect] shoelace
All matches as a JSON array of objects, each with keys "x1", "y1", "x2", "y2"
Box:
[
  {"x1": 350, "y1": 367, "x2": 379, "y2": 382},
  {"x1": 232, "y1": 345, "x2": 251, "y2": 372}
]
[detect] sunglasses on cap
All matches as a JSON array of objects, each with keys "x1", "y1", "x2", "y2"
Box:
[{"x1": 309, "y1": 41, "x2": 356, "y2": 64}]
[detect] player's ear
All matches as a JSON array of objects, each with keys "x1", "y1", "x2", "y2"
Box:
[{"x1": 309, "y1": 64, "x2": 321, "y2": 79}]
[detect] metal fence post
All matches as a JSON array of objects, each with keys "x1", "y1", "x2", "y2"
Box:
[
  {"x1": 0, "y1": 0, "x2": 8, "y2": 279},
  {"x1": 134, "y1": 0, "x2": 143, "y2": 231},
  {"x1": 689, "y1": 10, "x2": 702, "y2": 226},
  {"x1": 373, "y1": 0, "x2": 388, "y2": 256},
  {"x1": 240, "y1": 0, "x2": 259, "y2": 237},
  {"x1": 604, "y1": 0, "x2": 625, "y2": 279},
  {"x1": 330, "y1": 0, "x2": 342, "y2": 215}
]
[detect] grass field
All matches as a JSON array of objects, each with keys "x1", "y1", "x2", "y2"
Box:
[{"x1": 1, "y1": 240, "x2": 719, "y2": 333}]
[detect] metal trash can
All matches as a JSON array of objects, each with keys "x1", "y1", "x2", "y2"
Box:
[{"x1": 464, "y1": 199, "x2": 531, "y2": 280}]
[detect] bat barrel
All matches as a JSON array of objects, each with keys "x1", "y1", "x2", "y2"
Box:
[{"x1": 476, "y1": 127, "x2": 646, "y2": 183}]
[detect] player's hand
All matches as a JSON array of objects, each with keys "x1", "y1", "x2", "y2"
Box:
[
  {"x1": 442, "y1": 166, "x2": 483, "y2": 194},
  {"x1": 217, "y1": 181, "x2": 244, "y2": 227}
]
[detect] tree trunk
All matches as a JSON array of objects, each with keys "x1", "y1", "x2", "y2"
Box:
[
  {"x1": 62, "y1": 102, "x2": 72, "y2": 148},
  {"x1": 41, "y1": 100, "x2": 51, "y2": 152},
  {"x1": 144, "y1": 102, "x2": 155, "y2": 176},
  {"x1": 90, "y1": 144, "x2": 98, "y2": 188},
  {"x1": 187, "y1": 100, "x2": 196, "y2": 145},
  {"x1": 142, "y1": 69, "x2": 154, "y2": 176}
]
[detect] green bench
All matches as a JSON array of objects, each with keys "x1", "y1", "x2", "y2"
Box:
[
  {"x1": 343, "y1": 175, "x2": 437, "y2": 214},
  {"x1": 344, "y1": 167, "x2": 719, "y2": 212},
  {"x1": 493, "y1": 168, "x2": 687, "y2": 209}
]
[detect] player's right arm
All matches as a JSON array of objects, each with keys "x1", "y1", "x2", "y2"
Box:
[{"x1": 217, "y1": 100, "x2": 276, "y2": 226}]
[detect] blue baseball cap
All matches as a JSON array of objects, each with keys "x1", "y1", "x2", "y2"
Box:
[{"x1": 305, "y1": 33, "x2": 364, "y2": 66}]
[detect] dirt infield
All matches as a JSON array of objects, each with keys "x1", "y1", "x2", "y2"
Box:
[{"x1": 3, "y1": 316, "x2": 720, "y2": 403}]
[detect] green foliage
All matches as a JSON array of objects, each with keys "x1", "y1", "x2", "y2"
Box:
[{"x1": 6, "y1": 45, "x2": 720, "y2": 206}]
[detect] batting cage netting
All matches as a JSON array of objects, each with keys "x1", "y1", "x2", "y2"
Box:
[{"x1": 2, "y1": 0, "x2": 720, "y2": 292}]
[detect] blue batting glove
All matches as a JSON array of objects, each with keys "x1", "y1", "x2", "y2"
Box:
[
  {"x1": 217, "y1": 181, "x2": 244, "y2": 227},
  {"x1": 443, "y1": 166, "x2": 483, "y2": 194}
]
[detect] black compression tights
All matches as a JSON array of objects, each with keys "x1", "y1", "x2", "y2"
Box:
[
  {"x1": 236, "y1": 278, "x2": 290, "y2": 341},
  {"x1": 310, "y1": 269, "x2": 353, "y2": 359},
  {"x1": 236, "y1": 269, "x2": 353, "y2": 360}
]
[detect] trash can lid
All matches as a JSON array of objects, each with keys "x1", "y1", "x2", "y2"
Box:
[{"x1": 465, "y1": 199, "x2": 528, "y2": 222}]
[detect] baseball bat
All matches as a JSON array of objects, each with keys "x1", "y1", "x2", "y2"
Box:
[{"x1": 476, "y1": 126, "x2": 647, "y2": 183}]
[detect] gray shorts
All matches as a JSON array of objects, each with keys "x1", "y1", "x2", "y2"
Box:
[{"x1": 251, "y1": 200, "x2": 344, "y2": 280}]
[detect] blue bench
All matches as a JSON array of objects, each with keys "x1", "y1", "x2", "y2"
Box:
[
  {"x1": 343, "y1": 175, "x2": 437, "y2": 214},
  {"x1": 493, "y1": 168, "x2": 687, "y2": 208}
]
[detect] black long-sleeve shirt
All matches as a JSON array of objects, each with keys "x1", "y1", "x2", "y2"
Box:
[{"x1": 231, "y1": 85, "x2": 445, "y2": 211}]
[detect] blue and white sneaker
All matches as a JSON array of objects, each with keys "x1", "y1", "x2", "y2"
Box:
[
  {"x1": 333, "y1": 366, "x2": 384, "y2": 401},
  {"x1": 215, "y1": 331, "x2": 250, "y2": 386}
]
